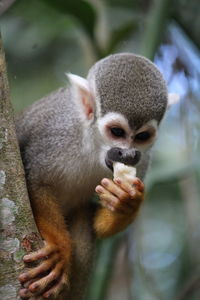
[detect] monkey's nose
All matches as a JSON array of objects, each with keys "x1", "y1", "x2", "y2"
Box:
[
  {"x1": 106, "y1": 147, "x2": 141, "y2": 167},
  {"x1": 123, "y1": 149, "x2": 141, "y2": 166}
]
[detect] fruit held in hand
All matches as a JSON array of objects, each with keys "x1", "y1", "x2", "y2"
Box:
[{"x1": 113, "y1": 162, "x2": 136, "y2": 182}]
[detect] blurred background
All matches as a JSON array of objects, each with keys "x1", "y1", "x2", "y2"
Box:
[{"x1": 1, "y1": 0, "x2": 200, "y2": 299}]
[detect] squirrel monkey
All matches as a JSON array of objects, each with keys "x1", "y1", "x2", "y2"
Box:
[{"x1": 15, "y1": 53, "x2": 176, "y2": 299}]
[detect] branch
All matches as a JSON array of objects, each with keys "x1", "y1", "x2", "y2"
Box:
[{"x1": 0, "y1": 35, "x2": 43, "y2": 299}]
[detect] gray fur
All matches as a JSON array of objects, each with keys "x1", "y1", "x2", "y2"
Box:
[
  {"x1": 15, "y1": 52, "x2": 168, "y2": 300},
  {"x1": 15, "y1": 87, "x2": 108, "y2": 207},
  {"x1": 88, "y1": 53, "x2": 168, "y2": 129}
]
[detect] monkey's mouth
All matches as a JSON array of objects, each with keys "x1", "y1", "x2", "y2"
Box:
[{"x1": 105, "y1": 157, "x2": 114, "y2": 172}]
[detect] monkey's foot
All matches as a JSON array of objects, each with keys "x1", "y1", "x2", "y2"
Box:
[
  {"x1": 96, "y1": 177, "x2": 144, "y2": 215},
  {"x1": 19, "y1": 243, "x2": 70, "y2": 299}
]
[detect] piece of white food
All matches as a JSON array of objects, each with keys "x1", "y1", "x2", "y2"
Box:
[{"x1": 113, "y1": 162, "x2": 136, "y2": 182}]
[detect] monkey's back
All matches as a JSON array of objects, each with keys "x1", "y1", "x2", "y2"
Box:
[{"x1": 15, "y1": 87, "x2": 82, "y2": 187}]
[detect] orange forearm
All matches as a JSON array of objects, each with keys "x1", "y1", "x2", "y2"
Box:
[{"x1": 94, "y1": 206, "x2": 137, "y2": 238}]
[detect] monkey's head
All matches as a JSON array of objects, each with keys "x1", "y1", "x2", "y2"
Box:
[{"x1": 68, "y1": 53, "x2": 178, "y2": 178}]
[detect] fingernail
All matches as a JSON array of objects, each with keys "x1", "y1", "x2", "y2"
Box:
[
  {"x1": 95, "y1": 186, "x2": 103, "y2": 193},
  {"x1": 101, "y1": 178, "x2": 109, "y2": 186},
  {"x1": 19, "y1": 273, "x2": 28, "y2": 281},
  {"x1": 19, "y1": 288, "x2": 28, "y2": 296},
  {"x1": 23, "y1": 255, "x2": 30, "y2": 261},
  {"x1": 133, "y1": 178, "x2": 140, "y2": 185},
  {"x1": 30, "y1": 283, "x2": 38, "y2": 291},
  {"x1": 44, "y1": 291, "x2": 51, "y2": 298},
  {"x1": 115, "y1": 178, "x2": 122, "y2": 185}
]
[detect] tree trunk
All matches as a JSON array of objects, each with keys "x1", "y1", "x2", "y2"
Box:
[{"x1": 0, "y1": 36, "x2": 43, "y2": 299}]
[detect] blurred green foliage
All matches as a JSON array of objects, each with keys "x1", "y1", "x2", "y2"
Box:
[
  {"x1": 1, "y1": 0, "x2": 200, "y2": 299},
  {"x1": 42, "y1": 0, "x2": 97, "y2": 39}
]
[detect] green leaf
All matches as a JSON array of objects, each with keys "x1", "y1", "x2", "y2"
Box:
[
  {"x1": 104, "y1": 21, "x2": 136, "y2": 56},
  {"x1": 41, "y1": 0, "x2": 97, "y2": 39},
  {"x1": 105, "y1": 0, "x2": 140, "y2": 9},
  {"x1": 87, "y1": 236, "x2": 122, "y2": 300}
]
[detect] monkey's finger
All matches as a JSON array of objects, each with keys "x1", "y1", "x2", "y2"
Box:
[
  {"x1": 42, "y1": 273, "x2": 68, "y2": 298},
  {"x1": 19, "y1": 277, "x2": 46, "y2": 299},
  {"x1": 19, "y1": 253, "x2": 59, "y2": 283},
  {"x1": 97, "y1": 189, "x2": 119, "y2": 205},
  {"x1": 19, "y1": 287, "x2": 34, "y2": 299},
  {"x1": 100, "y1": 178, "x2": 130, "y2": 201},
  {"x1": 96, "y1": 184, "x2": 123, "y2": 198},
  {"x1": 28, "y1": 262, "x2": 64, "y2": 294},
  {"x1": 22, "y1": 278, "x2": 36, "y2": 289},
  {"x1": 23, "y1": 245, "x2": 55, "y2": 263},
  {"x1": 100, "y1": 193, "x2": 133, "y2": 214},
  {"x1": 96, "y1": 183, "x2": 138, "y2": 211},
  {"x1": 96, "y1": 185, "x2": 123, "y2": 207},
  {"x1": 96, "y1": 186, "x2": 116, "y2": 211},
  {"x1": 96, "y1": 183, "x2": 136, "y2": 213},
  {"x1": 114, "y1": 177, "x2": 144, "y2": 198},
  {"x1": 113, "y1": 178, "x2": 144, "y2": 212},
  {"x1": 100, "y1": 178, "x2": 139, "y2": 206},
  {"x1": 95, "y1": 185, "x2": 108, "y2": 195},
  {"x1": 132, "y1": 178, "x2": 145, "y2": 193},
  {"x1": 114, "y1": 178, "x2": 136, "y2": 197}
]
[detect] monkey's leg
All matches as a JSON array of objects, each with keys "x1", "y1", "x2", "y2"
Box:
[
  {"x1": 94, "y1": 177, "x2": 144, "y2": 238},
  {"x1": 19, "y1": 187, "x2": 72, "y2": 299}
]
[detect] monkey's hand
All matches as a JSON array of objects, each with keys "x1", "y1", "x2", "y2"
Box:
[
  {"x1": 94, "y1": 177, "x2": 144, "y2": 238},
  {"x1": 18, "y1": 188, "x2": 72, "y2": 299}
]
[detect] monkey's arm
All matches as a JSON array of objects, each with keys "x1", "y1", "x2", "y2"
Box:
[
  {"x1": 94, "y1": 177, "x2": 144, "y2": 238},
  {"x1": 19, "y1": 187, "x2": 72, "y2": 299}
]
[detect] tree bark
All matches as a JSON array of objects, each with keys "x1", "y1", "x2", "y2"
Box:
[
  {"x1": 0, "y1": 0, "x2": 17, "y2": 15},
  {"x1": 0, "y1": 36, "x2": 43, "y2": 299}
]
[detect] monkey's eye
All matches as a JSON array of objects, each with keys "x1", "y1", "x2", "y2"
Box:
[
  {"x1": 110, "y1": 127, "x2": 126, "y2": 138},
  {"x1": 135, "y1": 131, "x2": 151, "y2": 142}
]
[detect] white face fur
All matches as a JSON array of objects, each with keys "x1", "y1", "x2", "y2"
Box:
[
  {"x1": 67, "y1": 73, "x2": 179, "y2": 172},
  {"x1": 97, "y1": 112, "x2": 158, "y2": 169}
]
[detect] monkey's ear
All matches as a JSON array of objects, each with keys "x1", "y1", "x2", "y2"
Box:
[
  {"x1": 167, "y1": 93, "x2": 180, "y2": 109},
  {"x1": 67, "y1": 73, "x2": 95, "y2": 121}
]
